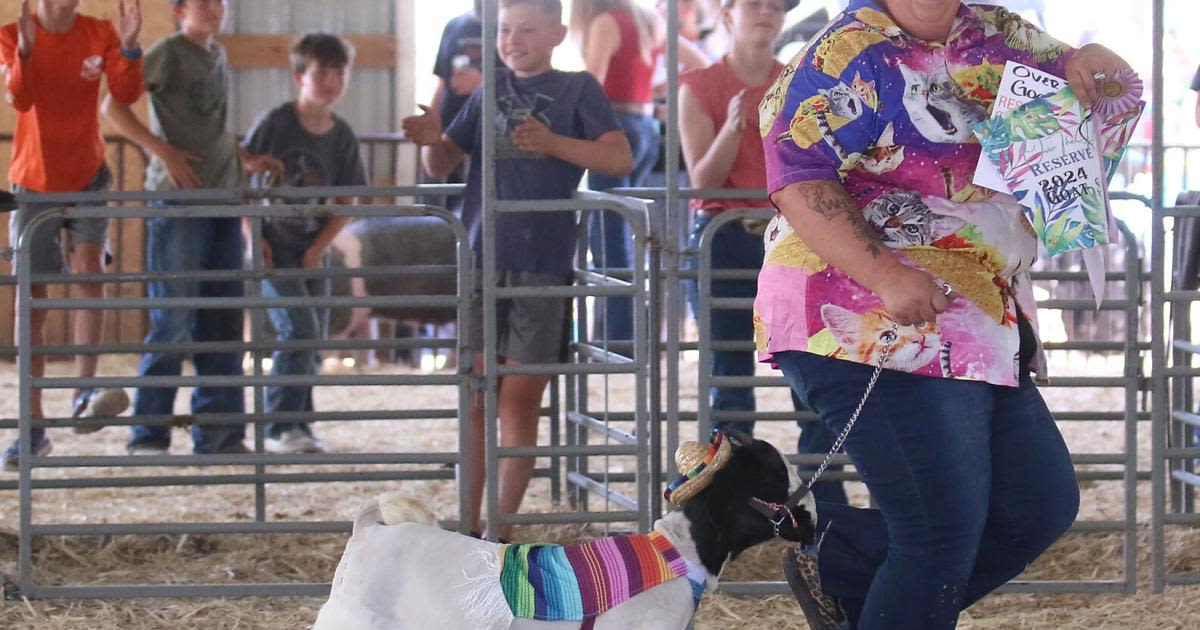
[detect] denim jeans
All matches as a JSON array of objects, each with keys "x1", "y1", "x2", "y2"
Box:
[
  {"x1": 776, "y1": 351, "x2": 1079, "y2": 629},
  {"x1": 130, "y1": 214, "x2": 246, "y2": 453},
  {"x1": 261, "y1": 230, "x2": 329, "y2": 438},
  {"x1": 684, "y1": 215, "x2": 847, "y2": 504},
  {"x1": 588, "y1": 111, "x2": 660, "y2": 343}
]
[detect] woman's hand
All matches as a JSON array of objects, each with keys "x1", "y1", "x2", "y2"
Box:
[
  {"x1": 1066, "y1": 43, "x2": 1132, "y2": 107},
  {"x1": 875, "y1": 266, "x2": 951, "y2": 326}
]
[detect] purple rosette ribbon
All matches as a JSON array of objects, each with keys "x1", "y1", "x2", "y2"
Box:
[{"x1": 1094, "y1": 69, "x2": 1143, "y2": 119}]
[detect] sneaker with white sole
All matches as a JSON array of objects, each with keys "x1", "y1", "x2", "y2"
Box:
[
  {"x1": 265, "y1": 428, "x2": 328, "y2": 454},
  {"x1": 2, "y1": 435, "x2": 53, "y2": 472},
  {"x1": 72, "y1": 388, "x2": 130, "y2": 434}
]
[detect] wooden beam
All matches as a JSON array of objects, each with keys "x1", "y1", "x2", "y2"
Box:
[{"x1": 218, "y1": 34, "x2": 398, "y2": 70}]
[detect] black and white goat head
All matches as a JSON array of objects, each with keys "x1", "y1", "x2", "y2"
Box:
[{"x1": 674, "y1": 429, "x2": 818, "y2": 579}]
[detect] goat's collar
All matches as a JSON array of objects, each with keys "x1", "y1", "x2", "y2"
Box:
[
  {"x1": 653, "y1": 511, "x2": 719, "y2": 592},
  {"x1": 747, "y1": 485, "x2": 810, "y2": 537}
]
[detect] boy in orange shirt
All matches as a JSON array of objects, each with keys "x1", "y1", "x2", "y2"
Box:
[{"x1": 0, "y1": 0, "x2": 144, "y2": 471}]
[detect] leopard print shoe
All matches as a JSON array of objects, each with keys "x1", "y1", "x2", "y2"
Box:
[{"x1": 782, "y1": 544, "x2": 845, "y2": 630}]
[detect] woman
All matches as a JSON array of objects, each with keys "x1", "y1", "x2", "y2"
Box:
[
  {"x1": 677, "y1": 0, "x2": 846, "y2": 503},
  {"x1": 756, "y1": 1, "x2": 1129, "y2": 628},
  {"x1": 571, "y1": 0, "x2": 705, "y2": 342}
]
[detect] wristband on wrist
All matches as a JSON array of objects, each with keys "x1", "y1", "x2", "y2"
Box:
[{"x1": 120, "y1": 47, "x2": 143, "y2": 60}]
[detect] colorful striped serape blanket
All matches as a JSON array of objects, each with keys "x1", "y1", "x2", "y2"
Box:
[{"x1": 498, "y1": 530, "x2": 706, "y2": 628}]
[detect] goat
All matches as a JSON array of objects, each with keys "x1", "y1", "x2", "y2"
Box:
[{"x1": 313, "y1": 430, "x2": 816, "y2": 630}]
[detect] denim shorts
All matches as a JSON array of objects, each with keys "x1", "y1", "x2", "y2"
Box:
[{"x1": 8, "y1": 165, "x2": 113, "y2": 274}]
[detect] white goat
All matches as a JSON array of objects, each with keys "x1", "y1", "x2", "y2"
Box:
[{"x1": 313, "y1": 431, "x2": 815, "y2": 630}]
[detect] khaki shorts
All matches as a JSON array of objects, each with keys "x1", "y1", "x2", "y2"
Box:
[
  {"x1": 469, "y1": 271, "x2": 572, "y2": 365},
  {"x1": 9, "y1": 165, "x2": 113, "y2": 275}
]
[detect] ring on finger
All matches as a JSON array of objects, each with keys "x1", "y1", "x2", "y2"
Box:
[{"x1": 939, "y1": 282, "x2": 954, "y2": 297}]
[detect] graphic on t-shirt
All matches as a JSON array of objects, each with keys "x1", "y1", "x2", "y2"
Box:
[
  {"x1": 80, "y1": 55, "x2": 103, "y2": 81},
  {"x1": 495, "y1": 93, "x2": 554, "y2": 159},
  {"x1": 279, "y1": 149, "x2": 331, "y2": 188}
]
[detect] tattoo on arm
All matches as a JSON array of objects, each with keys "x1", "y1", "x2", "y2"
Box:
[{"x1": 796, "y1": 181, "x2": 883, "y2": 259}]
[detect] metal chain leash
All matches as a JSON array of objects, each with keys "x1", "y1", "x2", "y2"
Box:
[{"x1": 805, "y1": 323, "x2": 898, "y2": 490}]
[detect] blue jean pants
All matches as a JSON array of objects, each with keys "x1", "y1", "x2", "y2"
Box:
[
  {"x1": 776, "y1": 351, "x2": 1079, "y2": 629},
  {"x1": 130, "y1": 215, "x2": 246, "y2": 453},
  {"x1": 261, "y1": 231, "x2": 329, "y2": 438},
  {"x1": 588, "y1": 111, "x2": 660, "y2": 343},
  {"x1": 684, "y1": 214, "x2": 847, "y2": 504}
]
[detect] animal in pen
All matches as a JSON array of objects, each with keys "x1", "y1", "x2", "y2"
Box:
[
  {"x1": 313, "y1": 430, "x2": 816, "y2": 630},
  {"x1": 327, "y1": 216, "x2": 461, "y2": 366}
]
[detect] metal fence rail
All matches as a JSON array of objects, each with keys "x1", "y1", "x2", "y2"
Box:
[
  {"x1": 10, "y1": 194, "x2": 475, "y2": 599},
  {"x1": 1153, "y1": 202, "x2": 1200, "y2": 590}
]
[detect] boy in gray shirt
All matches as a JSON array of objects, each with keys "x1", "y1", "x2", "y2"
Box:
[
  {"x1": 242, "y1": 33, "x2": 366, "y2": 454},
  {"x1": 102, "y1": 0, "x2": 280, "y2": 455}
]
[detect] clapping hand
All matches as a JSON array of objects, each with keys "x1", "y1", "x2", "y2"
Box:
[
  {"x1": 401, "y1": 105, "x2": 444, "y2": 146},
  {"x1": 512, "y1": 116, "x2": 559, "y2": 156},
  {"x1": 115, "y1": 0, "x2": 142, "y2": 51},
  {"x1": 17, "y1": 0, "x2": 34, "y2": 58},
  {"x1": 449, "y1": 67, "x2": 483, "y2": 97},
  {"x1": 724, "y1": 89, "x2": 747, "y2": 135}
]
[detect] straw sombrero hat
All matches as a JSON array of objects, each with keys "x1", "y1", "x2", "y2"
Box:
[{"x1": 663, "y1": 430, "x2": 734, "y2": 506}]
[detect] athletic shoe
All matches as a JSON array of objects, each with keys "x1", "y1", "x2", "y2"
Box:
[
  {"x1": 72, "y1": 387, "x2": 130, "y2": 434},
  {"x1": 2, "y1": 435, "x2": 53, "y2": 472},
  {"x1": 265, "y1": 428, "x2": 328, "y2": 454},
  {"x1": 782, "y1": 543, "x2": 846, "y2": 630}
]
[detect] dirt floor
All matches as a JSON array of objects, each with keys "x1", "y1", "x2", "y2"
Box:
[{"x1": 1, "y1": 349, "x2": 1199, "y2": 629}]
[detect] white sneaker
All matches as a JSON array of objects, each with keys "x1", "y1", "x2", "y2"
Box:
[
  {"x1": 73, "y1": 388, "x2": 130, "y2": 434},
  {"x1": 265, "y1": 428, "x2": 328, "y2": 454}
]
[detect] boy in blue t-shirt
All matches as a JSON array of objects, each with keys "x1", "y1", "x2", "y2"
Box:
[
  {"x1": 243, "y1": 33, "x2": 366, "y2": 455},
  {"x1": 402, "y1": 0, "x2": 632, "y2": 541}
]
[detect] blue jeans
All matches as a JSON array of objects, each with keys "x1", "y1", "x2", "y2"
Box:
[
  {"x1": 130, "y1": 215, "x2": 246, "y2": 453},
  {"x1": 684, "y1": 215, "x2": 846, "y2": 504},
  {"x1": 261, "y1": 231, "x2": 328, "y2": 438},
  {"x1": 588, "y1": 111, "x2": 660, "y2": 343},
  {"x1": 776, "y1": 351, "x2": 1079, "y2": 629}
]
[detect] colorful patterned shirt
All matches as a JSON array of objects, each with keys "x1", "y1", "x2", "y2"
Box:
[
  {"x1": 756, "y1": 0, "x2": 1074, "y2": 386},
  {"x1": 498, "y1": 531, "x2": 705, "y2": 627}
]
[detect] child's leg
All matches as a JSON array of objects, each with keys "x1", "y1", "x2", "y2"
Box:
[
  {"x1": 494, "y1": 362, "x2": 551, "y2": 541},
  {"x1": 488, "y1": 272, "x2": 569, "y2": 540},
  {"x1": 66, "y1": 242, "x2": 104, "y2": 382},
  {"x1": 9, "y1": 204, "x2": 66, "y2": 423},
  {"x1": 466, "y1": 352, "x2": 486, "y2": 534},
  {"x1": 189, "y1": 218, "x2": 246, "y2": 453},
  {"x1": 20, "y1": 283, "x2": 49, "y2": 420}
]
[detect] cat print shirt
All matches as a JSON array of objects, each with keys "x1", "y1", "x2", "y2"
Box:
[{"x1": 756, "y1": 0, "x2": 1073, "y2": 387}]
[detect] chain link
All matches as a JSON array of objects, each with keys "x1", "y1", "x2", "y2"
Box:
[{"x1": 805, "y1": 323, "x2": 898, "y2": 490}]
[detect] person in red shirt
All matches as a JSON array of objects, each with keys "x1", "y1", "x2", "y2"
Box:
[
  {"x1": 678, "y1": 0, "x2": 848, "y2": 502},
  {"x1": 0, "y1": 0, "x2": 143, "y2": 471}
]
